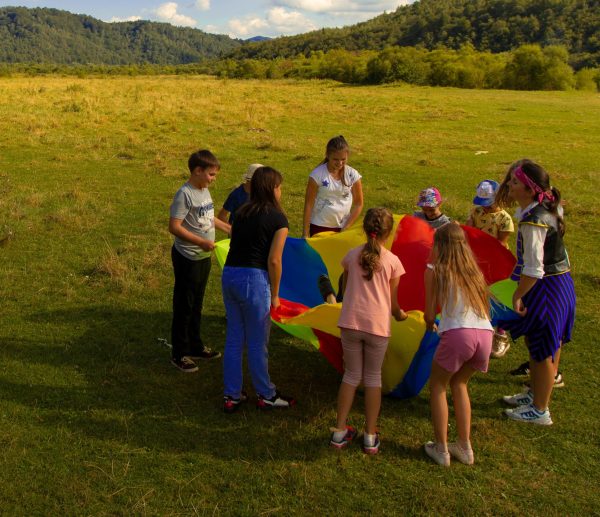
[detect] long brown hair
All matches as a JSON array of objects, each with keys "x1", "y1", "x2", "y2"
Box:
[
  {"x1": 236, "y1": 166, "x2": 283, "y2": 218},
  {"x1": 320, "y1": 135, "x2": 350, "y2": 187},
  {"x1": 432, "y1": 223, "x2": 490, "y2": 319},
  {"x1": 360, "y1": 207, "x2": 394, "y2": 281}
]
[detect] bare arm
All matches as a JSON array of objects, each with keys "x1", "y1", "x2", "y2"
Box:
[
  {"x1": 390, "y1": 276, "x2": 408, "y2": 321},
  {"x1": 302, "y1": 178, "x2": 318, "y2": 238},
  {"x1": 169, "y1": 217, "x2": 214, "y2": 252},
  {"x1": 214, "y1": 217, "x2": 231, "y2": 235},
  {"x1": 342, "y1": 179, "x2": 364, "y2": 231},
  {"x1": 497, "y1": 230, "x2": 511, "y2": 248},
  {"x1": 424, "y1": 267, "x2": 438, "y2": 331},
  {"x1": 216, "y1": 208, "x2": 230, "y2": 224},
  {"x1": 268, "y1": 227, "x2": 288, "y2": 308},
  {"x1": 512, "y1": 275, "x2": 538, "y2": 316}
]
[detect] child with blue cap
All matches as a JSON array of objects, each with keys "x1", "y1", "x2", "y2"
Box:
[{"x1": 466, "y1": 179, "x2": 515, "y2": 358}]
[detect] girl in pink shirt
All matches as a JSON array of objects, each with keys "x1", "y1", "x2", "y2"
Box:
[{"x1": 330, "y1": 207, "x2": 407, "y2": 454}]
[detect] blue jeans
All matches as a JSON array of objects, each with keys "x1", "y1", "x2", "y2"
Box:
[{"x1": 222, "y1": 266, "x2": 276, "y2": 399}]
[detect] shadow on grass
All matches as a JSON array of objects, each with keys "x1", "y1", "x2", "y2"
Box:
[
  {"x1": 0, "y1": 305, "x2": 440, "y2": 463},
  {"x1": 0, "y1": 306, "x2": 337, "y2": 461}
]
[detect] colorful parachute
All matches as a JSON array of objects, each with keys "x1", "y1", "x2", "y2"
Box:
[{"x1": 215, "y1": 215, "x2": 518, "y2": 398}]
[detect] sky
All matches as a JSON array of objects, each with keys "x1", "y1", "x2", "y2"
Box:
[{"x1": 0, "y1": 1, "x2": 415, "y2": 38}]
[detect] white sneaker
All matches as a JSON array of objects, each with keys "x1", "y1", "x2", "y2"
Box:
[
  {"x1": 504, "y1": 403, "x2": 553, "y2": 425},
  {"x1": 448, "y1": 442, "x2": 474, "y2": 465},
  {"x1": 424, "y1": 441, "x2": 450, "y2": 466},
  {"x1": 502, "y1": 389, "x2": 533, "y2": 407}
]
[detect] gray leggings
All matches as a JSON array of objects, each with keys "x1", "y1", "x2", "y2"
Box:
[{"x1": 340, "y1": 328, "x2": 389, "y2": 388}]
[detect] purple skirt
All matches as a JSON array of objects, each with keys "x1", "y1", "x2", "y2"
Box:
[{"x1": 499, "y1": 272, "x2": 575, "y2": 362}]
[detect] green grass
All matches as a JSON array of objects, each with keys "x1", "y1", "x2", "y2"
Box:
[{"x1": 0, "y1": 76, "x2": 599, "y2": 515}]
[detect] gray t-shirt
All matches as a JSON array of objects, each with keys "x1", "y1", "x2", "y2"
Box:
[
  {"x1": 412, "y1": 211, "x2": 451, "y2": 230},
  {"x1": 170, "y1": 182, "x2": 215, "y2": 260}
]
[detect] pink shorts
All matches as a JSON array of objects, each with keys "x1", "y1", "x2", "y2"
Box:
[{"x1": 434, "y1": 328, "x2": 493, "y2": 374}]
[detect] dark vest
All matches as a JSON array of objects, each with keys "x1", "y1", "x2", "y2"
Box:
[{"x1": 511, "y1": 205, "x2": 570, "y2": 281}]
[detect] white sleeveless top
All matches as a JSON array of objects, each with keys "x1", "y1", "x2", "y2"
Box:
[{"x1": 428, "y1": 264, "x2": 493, "y2": 334}]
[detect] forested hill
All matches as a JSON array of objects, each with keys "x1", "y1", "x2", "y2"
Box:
[
  {"x1": 0, "y1": 7, "x2": 240, "y2": 64},
  {"x1": 233, "y1": 0, "x2": 600, "y2": 67}
]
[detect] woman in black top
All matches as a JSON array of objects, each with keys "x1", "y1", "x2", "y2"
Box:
[{"x1": 222, "y1": 166, "x2": 296, "y2": 412}]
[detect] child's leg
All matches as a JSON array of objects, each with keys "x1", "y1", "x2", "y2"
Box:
[
  {"x1": 553, "y1": 346, "x2": 561, "y2": 377},
  {"x1": 244, "y1": 270, "x2": 276, "y2": 399},
  {"x1": 362, "y1": 334, "x2": 389, "y2": 435},
  {"x1": 429, "y1": 361, "x2": 453, "y2": 447},
  {"x1": 188, "y1": 257, "x2": 212, "y2": 354},
  {"x1": 171, "y1": 246, "x2": 196, "y2": 360},
  {"x1": 222, "y1": 269, "x2": 246, "y2": 398},
  {"x1": 335, "y1": 329, "x2": 364, "y2": 429},
  {"x1": 449, "y1": 364, "x2": 477, "y2": 447},
  {"x1": 530, "y1": 355, "x2": 555, "y2": 411}
]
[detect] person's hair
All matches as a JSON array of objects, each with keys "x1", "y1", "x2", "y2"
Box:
[
  {"x1": 188, "y1": 149, "x2": 220, "y2": 173},
  {"x1": 360, "y1": 207, "x2": 394, "y2": 281},
  {"x1": 320, "y1": 135, "x2": 350, "y2": 186},
  {"x1": 236, "y1": 166, "x2": 283, "y2": 218},
  {"x1": 432, "y1": 223, "x2": 490, "y2": 319},
  {"x1": 496, "y1": 158, "x2": 564, "y2": 235}
]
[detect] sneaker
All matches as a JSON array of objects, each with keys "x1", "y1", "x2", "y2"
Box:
[
  {"x1": 318, "y1": 275, "x2": 336, "y2": 302},
  {"x1": 523, "y1": 371, "x2": 564, "y2": 390},
  {"x1": 504, "y1": 403, "x2": 553, "y2": 425},
  {"x1": 510, "y1": 361, "x2": 530, "y2": 377},
  {"x1": 490, "y1": 332, "x2": 510, "y2": 358},
  {"x1": 223, "y1": 391, "x2": 248, "y2": 414},
  {"x1": 256, "y1": 391, "x2": 296, "y2": 410},
  {"x1": 424, "y1": 441, "x2": 450, "y2": 467},
  {"x1": 329, "y1": 426, "x2": 357, "y2": 449},
  {"x1": 188, "y1": 347, "x2": 222, "y2": 360},
  {"x1": 448, "y1": 442, "x2": 474, "y2": 465},
  {"x1": 171, "y1": 356, "x2": 198, "y2": 373},
  {"x1": 363, "y1": 433, "x2": 381, "y2": 455},
  {"x1": 502, "y1": 389, "x2": 534, "y2": 407}
]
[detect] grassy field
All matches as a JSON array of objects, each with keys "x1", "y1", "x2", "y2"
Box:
[{"x1": 0, "y1": 76, "x2": 599, "y2": 515}]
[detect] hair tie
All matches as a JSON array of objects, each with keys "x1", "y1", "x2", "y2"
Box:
[{"x1": 369, "y1": 232, "x2": 377, "y2": 239}]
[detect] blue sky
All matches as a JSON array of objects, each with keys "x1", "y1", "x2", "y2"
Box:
[{"x1": 0, "y1": 1, "x2": 415, "y2": 38}]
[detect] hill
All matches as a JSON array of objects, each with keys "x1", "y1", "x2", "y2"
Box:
[
  {"x1": 232, "y1": 0, "x2": 600, "y2": 67},
  {"x1": 0, "y1": 7, "x2": 240, "y2": 64}
]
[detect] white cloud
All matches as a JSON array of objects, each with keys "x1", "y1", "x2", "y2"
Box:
[
  {"x1": 267, "y1": 7, "x2": 317, "y2": 32},
  {"x1": 273, "y1": 0, "x2": 411, "y2": 14},
  {"x1": 227, "y1": 7, "x2": 316, "y2": 38},
  {"x1": 109, "y1": 15, "x2": 142, "y2": 22},
  {"x1": 153, "y1": 2, "x2": 197, "y2": 27},
  {"x1": 228, "y1": 16, "x2": 269, "y2": 38},
  {"x1": 195, "y1": 0, "x2": 210, "y2": 10}
]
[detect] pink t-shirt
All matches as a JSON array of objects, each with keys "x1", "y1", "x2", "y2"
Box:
[{"x1": 338, "y1": 245, "x2": 405, "y2": 337}]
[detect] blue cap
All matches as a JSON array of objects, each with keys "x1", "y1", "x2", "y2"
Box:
[{"x1": 473, "y1": 180, "x2": 499, "y2": 207}]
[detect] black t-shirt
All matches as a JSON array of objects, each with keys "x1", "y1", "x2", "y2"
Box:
[{"x1": 225, "y1": 209, "x2": 289, "y2": 270}]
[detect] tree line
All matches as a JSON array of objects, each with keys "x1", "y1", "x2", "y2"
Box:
[{"x1": 2, "y1": 44, "x2": 598, "y2": 92}]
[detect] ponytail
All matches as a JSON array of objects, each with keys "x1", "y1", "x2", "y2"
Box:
[{"x1": 360, "y1": 207, "x2": 394, "y2": 281}]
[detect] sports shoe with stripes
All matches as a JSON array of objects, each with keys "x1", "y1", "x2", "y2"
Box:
[
  {"x1": 256, "y1": 391, "x2": 296, "y2": 410},
  {"x1": 223, "y1": 391, "x2": 248, "y2": 414},
  {"x1": 502, "y1": 389, "x2": 534, "y2": 407},
  {"x1": 504, "y1": 403, "x2": 553, "y2": 425}
]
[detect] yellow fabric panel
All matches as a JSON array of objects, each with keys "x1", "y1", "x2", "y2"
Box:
[
  {"x1": 280, "y1": 301, "x2": 426, "y2": 394},
  {"x1": 306, "y1": 214, "x2": 404, "y2": 286}
]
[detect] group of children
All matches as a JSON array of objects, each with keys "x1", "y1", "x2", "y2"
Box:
[{"x1": 168, "y1": 138, "x2": 575, "y2": 465}]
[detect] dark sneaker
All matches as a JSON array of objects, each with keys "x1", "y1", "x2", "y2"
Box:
[
  {"x1": 329, "y1": 426, "x2": 357, "y2": 449},
  {"x1": 363, "y1": 433, "x2": 381, "y2": 455},
  {"x1": 171, "y1": 356, "x2": 198, "y2": 373},
  {"x1": 223, "y1": 391, "x2": 248, "y2": 414},
  {"x1": 318, "y1": 275, "x2": 336, "y2": 302},
  {"x1": 256, "y1": 391, "x2": 296, "y2": 410},
  {"x1": 188, "y1": 347, "x2": 222, "y2": 360},
  {"x1": 523, "y1": 371, "x2": 564, "y2": 390},
  {"x1": 509, "y1": 361, "x2": 530, "y2": 377}
]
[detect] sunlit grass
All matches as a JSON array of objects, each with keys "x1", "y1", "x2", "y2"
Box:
[{"x1": 0, "y1": 75, "x2": 599, "y2": 514}]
